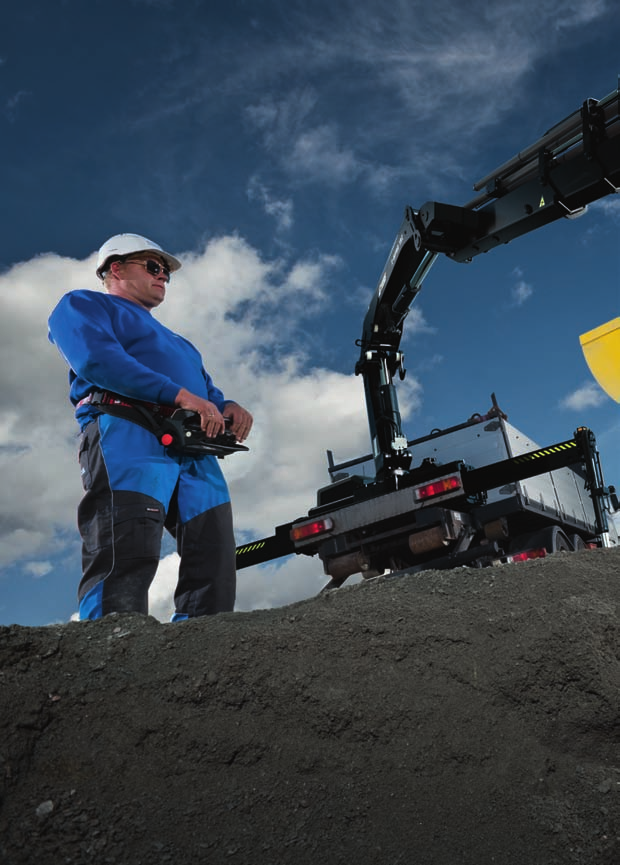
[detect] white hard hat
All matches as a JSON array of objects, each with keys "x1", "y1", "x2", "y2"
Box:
[{"x1": 96, "y1": 233, "x2": 182, "y2": 279}]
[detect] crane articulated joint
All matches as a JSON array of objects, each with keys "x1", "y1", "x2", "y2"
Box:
[{"x1": 355, "y1": 343, "x2": 406, "y2": 382}]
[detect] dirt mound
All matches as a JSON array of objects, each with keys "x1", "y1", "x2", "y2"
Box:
[{"x1": 2, "y1": 548, "x2": 620, "y2": 865}]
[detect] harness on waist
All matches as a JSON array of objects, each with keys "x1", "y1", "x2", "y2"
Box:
[{"x1": 78, "y1": 390, "x2": 249, "y2": 458}]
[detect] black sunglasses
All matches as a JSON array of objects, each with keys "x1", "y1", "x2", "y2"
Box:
[{"x1": 124, "y1": 258, "x2": 171, "y2": 281}]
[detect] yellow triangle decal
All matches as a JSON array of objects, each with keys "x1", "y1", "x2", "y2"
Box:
[{"x1": 539, "y1": 196, "x2": 545, "y2": 208}]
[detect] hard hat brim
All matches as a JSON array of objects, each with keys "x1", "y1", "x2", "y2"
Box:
[{"x1": 95, "y1": 234, "x2": 183, "y2": 278}]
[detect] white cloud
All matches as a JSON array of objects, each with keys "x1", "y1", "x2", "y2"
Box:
[
  {"x1": 0, "y1": 529, "x2": 50, "y2": 567},
  {"x1": 509, "y1": 267, "x2": 534, "y2": 306},
  {"x1": 245, "y1": 89, "x2": 318, "y2": 156},
  {"x1": 288, "y1": 124, "x2": 363, "y2": 185},
  {"x1": 5, "y1": 90, "x2": 30, "y2": 122},
  {"x1": 159, "y1": 234, "x2": 342, "y2": 380},
  {"x1": 247, "y1": 177, "x2": 294, "y2": 233},
  {"x1": 0, "y1": 255, "x2": 94, "y2": 567},
  {"x1": 512, "y1": 280, "x2": 534, "y2": 306},
  {"x1": 23, "y1": 561, "x2": 54, "y2": 579},
  {"x1": 402, "y1": 306, "x2": 437, "y2": 339},
  {"x1": 590, "y1": 195, "x2": 620, "y2": 220},
  {"x1": 554, "y1": 0, "x2": 607, "y2": 28},
  {"x1": 246, "y1": 91, "x2": 366, "y2": 186},
  {"x1": 559, "y1": 381, "x2": 608, "y2": 410}
]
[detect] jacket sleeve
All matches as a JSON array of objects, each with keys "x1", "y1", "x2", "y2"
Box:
[
  {"x1": 48, "y1": 292, "x2": 183, "y2": 405},
  {"x1": 201, "y1": 367, "x2": 227, "y2": 412}
]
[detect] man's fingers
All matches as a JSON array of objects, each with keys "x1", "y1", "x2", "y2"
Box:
[
  {"x1": 232, "y1": 424, "x2": 249, "y2": 442},
  {"x1": 201, "y1": 408, "x2": 225, "y2": 436},
  {"x1": 225, "y1": 411, "x2": 252, "y2": 442}
]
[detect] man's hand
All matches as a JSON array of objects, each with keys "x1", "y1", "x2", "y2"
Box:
[
  {"x1": 223, "y1": 402, "x2": 253, "y2": 443},
  {"x1": 174, "y1": 389, "x2": 253, "y2": 442},
  {"x1": 174, "y1": 388, "x2": 226, "y2": 437}
]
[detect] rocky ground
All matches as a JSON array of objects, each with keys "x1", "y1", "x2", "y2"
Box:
[{"x1": 1, "y1": 548, "x2": 620, "y2": 865}]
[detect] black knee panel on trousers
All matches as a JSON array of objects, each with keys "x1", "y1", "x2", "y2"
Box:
[
  {"x1": 173, "y1": 501, "x2": 236, "y2": 616},
  {"x1": 79, "y1": 487, "x2": 166, "y2": 615}
]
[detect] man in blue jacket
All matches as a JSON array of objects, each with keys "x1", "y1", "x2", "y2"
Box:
[{"x1": 48, "y1": 233, "x2": 253, "y2": 621}]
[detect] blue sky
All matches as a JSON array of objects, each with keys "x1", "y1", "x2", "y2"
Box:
[{"x1": 1, "y1": 0, "x2": 619, "y2": 626}]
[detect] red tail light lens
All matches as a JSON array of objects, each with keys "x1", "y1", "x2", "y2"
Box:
[
  {"x1": 414, "y1": 475, "x2": 462, "y2": 501},
  {"x1": 511, "y1": 547, "x2": 547, "y2": 562},
  {"x1": 290, "y1": 517, "x2": 334, "y2": 542}
]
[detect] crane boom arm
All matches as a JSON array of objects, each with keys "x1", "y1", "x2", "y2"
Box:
[{"x1": 358, "y1": 86, "x2": 620, "y2": 480}]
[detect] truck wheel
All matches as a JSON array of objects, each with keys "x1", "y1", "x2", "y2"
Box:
[
  {"x1": 528, "y1": 525, "x2": 572, "y2": 554},
  {"x1": 570, "y1": 533, "x2": 587, "y2": 551}
]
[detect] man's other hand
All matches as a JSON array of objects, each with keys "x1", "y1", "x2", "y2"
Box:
[{"x1": 223, "y1": 402, "x2": 253, "y2": 442}]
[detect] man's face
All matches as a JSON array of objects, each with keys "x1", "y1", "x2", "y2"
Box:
[{"x1": 109, "y1": 252, "x2": 171, "y2": 310}]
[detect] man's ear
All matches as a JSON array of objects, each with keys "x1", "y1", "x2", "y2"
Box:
[{"x1": 109, "y1": 260, "x2": 123, "y2": 279}]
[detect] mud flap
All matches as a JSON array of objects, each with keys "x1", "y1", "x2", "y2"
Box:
[{"x1": 579, "y1": 317, "x2": 620, "y2": 402}]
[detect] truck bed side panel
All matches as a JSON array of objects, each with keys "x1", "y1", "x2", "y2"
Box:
[{"x1": 409, "y1": 419, "x2": 597, "y2": 533}]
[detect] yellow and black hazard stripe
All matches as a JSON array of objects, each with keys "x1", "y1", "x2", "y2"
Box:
[
  {"x1": 236, "y1": 540, "x2": 267, "y2": 556},
  {"x1": 463, "y1": 436, "x2": 586, "y2": 497},
  {"x1": 512, "y1": 440, "x2": 578, "y2": 464},
  {"x1": 235, "y1": 524, "x2": 296, "y2": 569}
]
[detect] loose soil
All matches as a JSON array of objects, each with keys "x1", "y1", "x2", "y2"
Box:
[{"x1": 2, "y1": 548, "x2": 620, "y2": 865}]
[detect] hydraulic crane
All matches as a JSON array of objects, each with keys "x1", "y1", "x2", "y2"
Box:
[
  {"x1": 358, "y1": 85, "x2": 620, "y2": 482},
  {"x1": 235, "y1": 84, "x2": 620, "y2": 579}
]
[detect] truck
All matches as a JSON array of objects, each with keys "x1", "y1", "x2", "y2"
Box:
[{"x1": 234, "y1": 83, "x2": 620, "y2": 589}]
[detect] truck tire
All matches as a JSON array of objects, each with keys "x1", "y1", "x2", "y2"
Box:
[
  {"x1": 528, "y1": 525, "x2": 572, "y2": 554},
  {"x1": 508, "y1": 525, "x2": 572, "y2": 556},
  {"x1": 570, "y1": 533, "x2": 587, "y2": 551}
]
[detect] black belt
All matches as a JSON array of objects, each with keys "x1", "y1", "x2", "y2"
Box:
[
  {"x1": 76, "y1": 390, "x2": 248, "y2": 459},
  {"x1": 76, "y1": 390, "x2": 177, "y2": 417}
]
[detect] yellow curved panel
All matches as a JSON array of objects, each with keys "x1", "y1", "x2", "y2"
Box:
[{"x1": 579, "y1": 318, "x2": 620, "y2": 402}]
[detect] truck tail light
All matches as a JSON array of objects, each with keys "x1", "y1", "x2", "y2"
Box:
[
  {"x1": 413, "y1": 474, "x2": 462, "y2": 501},
  {"x1": 290, "y1": 517, "x2": 334, "y2": 543},
  {"x1": 494, "y1": 547, "x2": 547, "y2": 565},
  {"x1": 509, "y1": 547, "x2": 547, "y2": 563}
]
